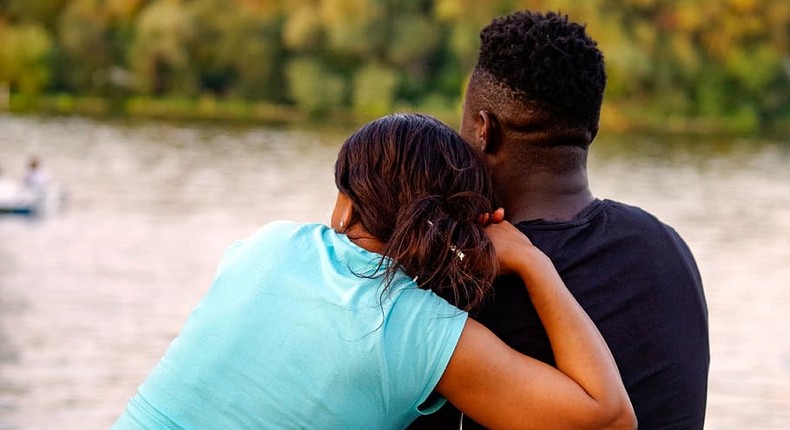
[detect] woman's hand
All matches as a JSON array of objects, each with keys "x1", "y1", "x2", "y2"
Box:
[
  {"x1": 477, "y1": 207, "x2": 542, "y2": 275},
  {"x1": 436, "y1": 208, "x2": 636, "y2": 430},
  {"x1": 484, "y1": 219, "x2": 540, "y2": 275},
  {"x1": 476, "y1": 207, "x2": 506, "y2": 225}
]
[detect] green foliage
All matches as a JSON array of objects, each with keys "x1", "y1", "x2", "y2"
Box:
[
  {"x1": 3, "y1": 0, "x2": 69, "y2": 27},
  {"x1": 282, "y1": 2, "x2": 323, "y2": 51},
  {"x1": 57, "y1": 0, "x2": 112, "y2": 93},
  {"x1": 386, "y1": 14, "x2": 440, "y2": 67},
  {"x1": 321, "y1": 0, "x2": 383, "y2": 57},
  {"x1": 286, "y1": 56, "x2": 345, "y2": 116},
  {"x1": 0, "y1": 23, "x2": 53, "y2": 94},
  {"x1": 581, "y1": 0, "x2": 790, "y2": 131},
  {"x1": 189, "y1": 0, "x2": 285, "y2": 100},
  {"x1": 352, "y1": 63, "x2": 398, "y2": 119},
  {"x1": 128, "y1": 0, "x2": 197, "y2": 96},
  {"x1": 0, "y1": 0, "x2": 787, "y2": 132}
]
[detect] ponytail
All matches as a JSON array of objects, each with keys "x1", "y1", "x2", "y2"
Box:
[
  {"x1": 335, "y1": 113, "x2": 498, "y2": 312},
  {"x1": 381, "y1": 192, "x2": 497, "y2": 311}
]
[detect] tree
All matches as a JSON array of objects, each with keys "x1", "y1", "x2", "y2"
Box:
[
  {"x1": 0, "y1": 23, "x2": 53, "y2": 94},
  {"x1": 57, "y1": 0, "x2": 112, "y2": 93},
  {"x1": 2, "y1": 0, "x2": 69, "y2": 28},
  {"x1": 352, "y1": 63, "x2": 398, "y2": 118},
  {"x1": 128, "y1": 0, "x2": 197, "y2": 96},
  {"x1": 189, "y1": 0, "x2": 286, "y2": 100},
  {"x1": 286, "y1": 56, "x2": 345, "y2": 115}
]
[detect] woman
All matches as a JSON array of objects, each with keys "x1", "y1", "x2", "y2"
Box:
[{"x1": 113, "y1": 114, "x2": 635, "y2": 429}]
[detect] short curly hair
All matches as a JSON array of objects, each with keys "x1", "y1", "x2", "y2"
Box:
[{"x1": 475, "y1": 11, "x2": 606, "y2": 132}]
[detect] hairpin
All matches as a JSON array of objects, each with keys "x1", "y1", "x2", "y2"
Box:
[{"x1": 427, "y1": 220, "x2": 465, "y2": 261}]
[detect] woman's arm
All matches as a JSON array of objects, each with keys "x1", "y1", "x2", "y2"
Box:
[{"x1": 434, "y1": 221, "x2": 636, "y2": 430}]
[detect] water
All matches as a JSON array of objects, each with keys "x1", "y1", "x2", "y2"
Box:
[{"x1": 0, "y1": 113, "x2": 788, "y2": 429}]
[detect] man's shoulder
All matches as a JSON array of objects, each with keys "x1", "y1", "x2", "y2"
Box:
[
  {"x1": 517, "y1": 199, "x2": 682, "y2": 242},
  {"x1": 518, "y1": 198, "x2": 699, "y2": 276},
  {"x1": 599, "y1": 199, "x2": 664, "y2": 224},
  {"x1": 583, "y1": 199, "x2": 702, "y2": 286},
  {"x1": 593, "y1": 199, "x2": 690, "y2": 241}
]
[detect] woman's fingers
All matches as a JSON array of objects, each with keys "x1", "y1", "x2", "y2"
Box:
[
  {"x1": 491, "y1": 208, "x2": 505, "y2": 223},
  {"x1": 485, "y1": 220, "x2": 536, "y2": 274},
  {"x1": 476, "y1": 208, "x2": 506, "y2": 225}
]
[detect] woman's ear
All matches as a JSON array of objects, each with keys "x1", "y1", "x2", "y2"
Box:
[
  {"x1": 341, "y1": 203, "x2": 354, "y2": 231},
  {"x1": 478, "y1": 110, "x2": 501, "y2": 155},
  {"x1": 332, "y1": 192, "x2": 355, "y2": 231}
]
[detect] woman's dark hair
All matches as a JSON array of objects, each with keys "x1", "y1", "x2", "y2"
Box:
[{"x1": 335, "y1": 113, "x2": 496, "y2": 311}]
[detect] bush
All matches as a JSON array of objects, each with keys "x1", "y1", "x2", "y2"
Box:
[
  {"x1": 285, "y1": 57, "x2": 345, "y2": 116},
  {"x1": 352, "y1": 63, "x2": 397, "y2": 119}
]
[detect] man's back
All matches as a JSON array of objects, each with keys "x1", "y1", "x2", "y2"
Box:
[
  {"x1": 469, "y1": 199, "x2": 709, "y2": 429},
  {"x1": 427, "y1": 10, "x2": 711, "y2": 429}
]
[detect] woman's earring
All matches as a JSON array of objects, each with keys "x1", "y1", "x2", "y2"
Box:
[{"x1": 339, "y1": 220, "x2": 345, "y2": 229}]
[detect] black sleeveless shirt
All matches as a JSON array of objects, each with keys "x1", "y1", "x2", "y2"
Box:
[{"x1": 411, "y1": 199, "x2": 710, "y2": 430}]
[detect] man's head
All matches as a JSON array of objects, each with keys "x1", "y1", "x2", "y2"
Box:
[{"x1": 461, "y1": 11, "x2": 606, "y2": 176}]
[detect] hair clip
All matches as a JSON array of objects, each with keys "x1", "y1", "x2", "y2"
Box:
[
  {"x1": 427, "y1": 220, "x2": 464, "y2": 261},
  {"x1": 450, "y1": 245, "x2": 466, "y2": 261}
]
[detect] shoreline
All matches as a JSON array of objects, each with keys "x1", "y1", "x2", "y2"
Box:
[{"x1": 3, "y1": 93, "x2": 788, "y2": 136}]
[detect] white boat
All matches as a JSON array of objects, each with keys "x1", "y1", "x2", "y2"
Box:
[{"x1": 0, "y1": 180, "x2": 64, "y2": 216}]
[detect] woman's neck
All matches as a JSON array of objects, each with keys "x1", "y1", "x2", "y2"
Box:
[{"x1": 343, "y1": 224, "x2": 385, "y2": 255}]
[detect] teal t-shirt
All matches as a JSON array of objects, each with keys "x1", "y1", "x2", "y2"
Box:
[{"x1": 114, "y1": 221, "x2": 468, "y2": 429}]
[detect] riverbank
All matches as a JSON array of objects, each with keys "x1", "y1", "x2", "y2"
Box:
[{"x1": 4, "y1": 93, "x2": 788, "y2": 135}]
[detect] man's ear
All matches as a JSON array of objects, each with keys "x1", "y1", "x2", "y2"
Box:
[
  {"x1": 478, "y1": 110, "x2": 502, "y2": 155},
  {"x1": 589, "y1": 124, "x2": 599, "y2": 143}
]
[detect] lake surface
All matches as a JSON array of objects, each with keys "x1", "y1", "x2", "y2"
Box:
[{"x1": 0, "y1": 113, "x2": 788, "y2": 429}]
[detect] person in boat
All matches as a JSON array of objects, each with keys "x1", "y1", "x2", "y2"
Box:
[
  {"x1": 0, "y1": 160, "x2": 46, "y2": 214},
  {"x1": 410, "y1": 10, "x2": 709, "y2": 430},
  {"x1": 113, "y1": 113, "x2": 635, "y2": 430},
  {"x1": 23, "y1": 156, "x2": 49, "y2": 191}
]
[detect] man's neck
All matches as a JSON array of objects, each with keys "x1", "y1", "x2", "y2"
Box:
[{"x1": 499, "y1": 170, "x2": 595, "y2": 224}]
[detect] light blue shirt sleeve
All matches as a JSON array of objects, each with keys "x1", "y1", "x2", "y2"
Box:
[{"x1": 383, "y1": 285, "x2": 468, "y2": 415}]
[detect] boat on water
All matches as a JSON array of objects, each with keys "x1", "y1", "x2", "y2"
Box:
[{"x1": 0, "y1": 180, "x2": 64, "y2": 216}]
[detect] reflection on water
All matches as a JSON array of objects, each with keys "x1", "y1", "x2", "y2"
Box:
[{"x1": 0, "y1": 114, "x2": 788, "y2": 429}]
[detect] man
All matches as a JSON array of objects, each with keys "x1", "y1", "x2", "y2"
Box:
[{"x1": 411, "y1": 10, "x2": 709, "y2": 429}]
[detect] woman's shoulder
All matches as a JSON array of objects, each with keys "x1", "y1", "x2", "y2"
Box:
[
  {"x1": 257, "y1": 219, "x2": 320, "y2": 235},
  {"x1": 218, "y1": 221, "x2": 327, "y2": 265},
  {"x1": 248, "y1": 220, "x2": 327, "y2": 245}
]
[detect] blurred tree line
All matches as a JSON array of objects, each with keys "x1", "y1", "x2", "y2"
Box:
[{"x1": 0, "y1": 0, "x2": 787, "y2": 132}]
